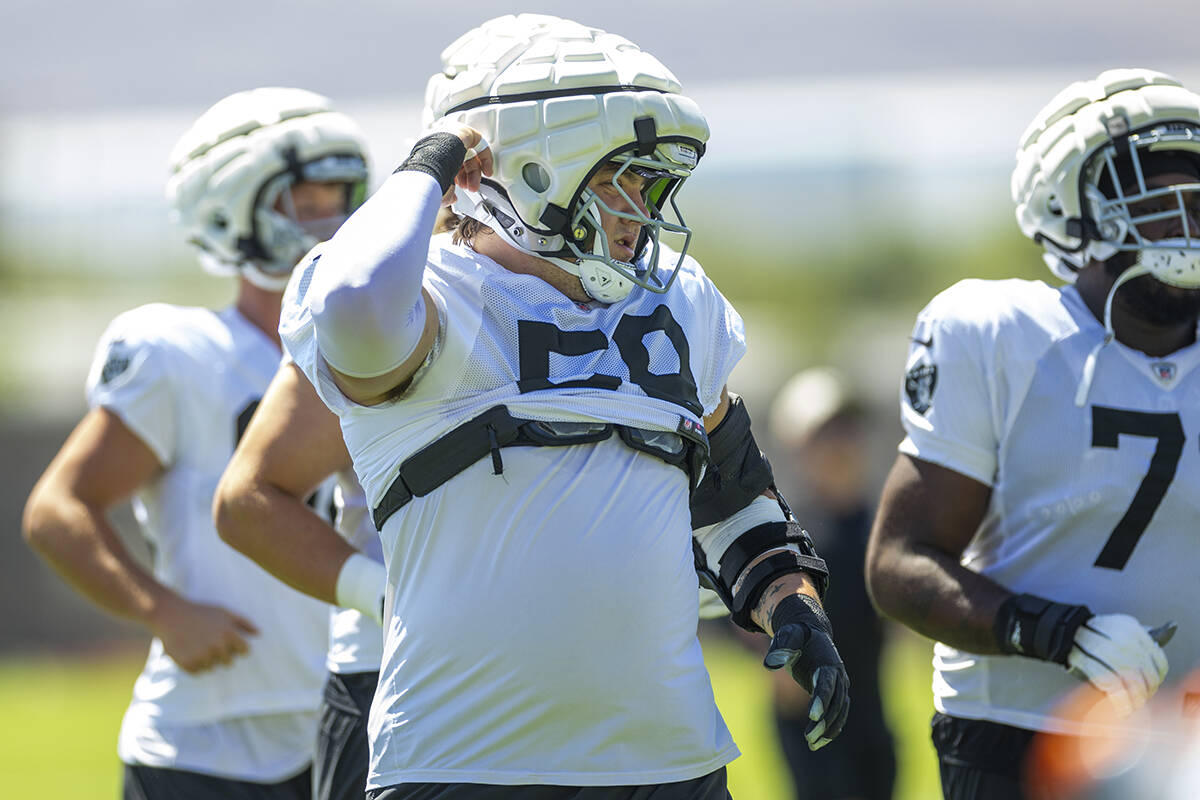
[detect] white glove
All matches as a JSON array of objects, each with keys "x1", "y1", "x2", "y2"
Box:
[
  {"x1": 1066, "y1": 614, "x2": 1169, "y2": 718},
  {"x1": 335, "y1": 552, "x2": 387, "y2": 627}
]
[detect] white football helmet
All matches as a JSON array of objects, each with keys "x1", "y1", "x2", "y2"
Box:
[
  {"x1": 167, "y1": 87, "x2": 369, "y2": 291},
  {"x1": 423, "y1": 14, "x2": 709, "y2": 303},
  {"x1": 1013, "y1": 68, "x2": 1200, "y2": 287}
]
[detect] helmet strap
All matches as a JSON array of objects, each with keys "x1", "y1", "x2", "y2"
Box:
[{"x1": 1073, "y1": 263, "x2": 1150, "y2": 407}]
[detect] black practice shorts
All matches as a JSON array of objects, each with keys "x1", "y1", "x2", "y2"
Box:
[
  {"x1": 315, "y1": 670, "x2": 378, "y2": 800},
  {"x1": 123, "y1": 763, "x2": 311, "y2": 800},
  {"x1": 367, "y1": 767, "x2": 731, "y2": 800},
  {"x1": 932, "y1": 711, "x2": 1070, "y2": 800}
]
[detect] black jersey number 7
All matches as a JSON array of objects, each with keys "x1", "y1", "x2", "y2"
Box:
[{"x1": 1090, "y1": 406, "x2": 1185, "y2": 570}]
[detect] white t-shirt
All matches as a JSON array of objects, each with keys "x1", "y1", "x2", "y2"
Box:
[
  {"x1": 283, "y1": 237, "x2": 744, "y2": 787},
  {"x1": 87, "y1": 303, "x2": 329, "y2": 779},
  {"x1": 900, "y1": 278, "x2": 1200, "y2": 736}
]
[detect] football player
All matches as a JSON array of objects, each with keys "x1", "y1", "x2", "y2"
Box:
[
  {"x1": 865, "y1": 68, "x2": 1200, "y2": 800},
  {"x1": 22, "y1": 87, "x2": 369, "y2": 800},
  {"x1": 281, "y1": 13, "x2": 849, "y2": 800}
]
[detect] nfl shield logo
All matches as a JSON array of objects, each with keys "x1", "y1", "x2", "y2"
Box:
[{"x1": 1151, "y1": 361, "x2": 1177, "y2": 384}]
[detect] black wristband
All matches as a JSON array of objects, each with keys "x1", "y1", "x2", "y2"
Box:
[
  {"x1": 770, "y1": 593, "x2": 832, "y2": 639},
  {"x1": 394, "y1": 133, "x2": 467, "y2": 195},
  {"x1": 993, "y1": 593, "x2": 1092, "y2": 665}
]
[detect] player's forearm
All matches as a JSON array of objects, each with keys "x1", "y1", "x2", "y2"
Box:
[
  {"x1": 22, "y1": 489, "x2": 172, "y2": 628},
  {"x1": 866, "y1": 535, "x2": 1009, "y2": 654},
  {"x1": 310, "y1": 170, "x2": 443, "y2": 378},
  {"x1": 214, "y1": 480, "x2": 356, "y2": 605},
  {"x1": 751, "y1": 571, "x2": 823, "y2": 636}
]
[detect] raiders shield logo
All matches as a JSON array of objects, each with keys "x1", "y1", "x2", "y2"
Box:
[
  {"x1": 905, "y1": 361, "x2": 937, "y2": 415},
  {"x1": 100, "y1": 340, "x2": 134, "y2": 385}
]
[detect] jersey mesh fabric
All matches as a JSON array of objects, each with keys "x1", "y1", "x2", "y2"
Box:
[
  {"x1": 87, "y1": 304, "x2": 329, "y2": 777},
  {"x1": 282, "y1": 236, "x2": 744, "y2": 510},
  {"x1": 900, "y1": 279, "x2": 1200, "y2": 736},
  {"x1": 281, "y1": 235, "x2": 745, "y2": 786}
]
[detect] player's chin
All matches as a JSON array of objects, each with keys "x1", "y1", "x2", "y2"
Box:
[{"x1": 1121, "y1": 274, "x2": 1200, "y2": 326}]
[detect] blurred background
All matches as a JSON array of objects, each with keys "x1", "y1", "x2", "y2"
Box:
[{"x1": 3, "y1": 0, "x2": 1199, "y2": 796}]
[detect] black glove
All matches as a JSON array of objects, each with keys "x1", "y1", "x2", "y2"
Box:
[{"x1": 763, "y1": 594, "x2": 850, "y2": 751}]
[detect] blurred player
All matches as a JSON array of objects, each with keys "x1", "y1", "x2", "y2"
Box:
[
  {"x1": 768, "y1": 368, "x2": 896, "y2": 800},
  {"x1": 283, "y1": 13, "x2": 850, "y2": 799},
  {"x1": 22, "y1": 87, "x2": 369, "y2": 800},
  {"x1": 866, "y1": 68, "x2": 1200, "y2": 799}
]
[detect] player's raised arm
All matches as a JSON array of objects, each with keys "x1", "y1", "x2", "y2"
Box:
[
  {"x1": 309, "y1": 126, "x2": 492, "y2": 404},
  {"x1": 214, "y1": 363, "x2": 384, "y2": 623},
  {"x1": 24, "y1": 409, "x2": 258, "y2": 673}
]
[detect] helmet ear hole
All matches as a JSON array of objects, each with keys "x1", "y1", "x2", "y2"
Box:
[{"x1": 522, "y1": 162, "x2": 551, "y2": 193}]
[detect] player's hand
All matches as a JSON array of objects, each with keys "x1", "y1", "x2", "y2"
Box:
[
  {"x1": 429, "y1": 120, "x2": 494, "y2": 200},
  {"x1": 763, "y1": 594, "x2": 850, "y2": 751},
  {"x1": 1066, "y1": 614, "x2": 1170, "y2": 718},
  {"x1": 149, "y1": 592, "x2": 259, "y2": 674}
]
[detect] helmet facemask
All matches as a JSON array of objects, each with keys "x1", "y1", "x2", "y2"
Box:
[
  {"x1": 454, "y1": 137, "x2": 703, "y2": 305},
  {"x1": 555, "y1": 148, "x2": 697, "y2": 303},
  {"x1": 241, "y1": 151, "x2": 368, "y2": 291},
  {"x1": 1072, "y1": 122, "x2": 1200, "y2": 407},
  {"x1": 1085, "y1": 122, "x2": 1200, "y2": 289}
]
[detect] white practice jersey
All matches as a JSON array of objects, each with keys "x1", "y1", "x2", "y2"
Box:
[
  {"x1": 282, "y1": 236, "x2": 744, "y2": 787},
  {"x1": 87, "y1": 303, "x2": 329, "y2": 779},
  {"x1": 326, "y1": 470, "x2": 384, "y2": 674},
  {"x1": 900, "y1": 279, "x2": 1200, "y2": 736}
]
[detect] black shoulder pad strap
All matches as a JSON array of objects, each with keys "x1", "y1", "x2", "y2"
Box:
[{"x1": 690, "y1": 394, "x2": 773, "y2": 529}]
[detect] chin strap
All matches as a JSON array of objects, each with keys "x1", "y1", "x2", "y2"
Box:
[
  {"x1": 454, "y1": 187, "x2": 639, "y2": 304},
  {"x1": 1074, "y1": 262, "x2": 1150, "y2": 407}
]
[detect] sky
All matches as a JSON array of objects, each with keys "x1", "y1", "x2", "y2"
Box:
[{"x1": 4, "y1": 0, "x2": 1200, "y2": 113}]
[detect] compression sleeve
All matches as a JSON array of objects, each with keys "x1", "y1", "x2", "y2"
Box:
[{"x1": 307, "y1": 170, "x2": 444, "y2": 378}]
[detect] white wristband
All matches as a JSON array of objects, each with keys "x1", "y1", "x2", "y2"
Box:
[{"x1": 335, "y1": 552, "x2": 386, "y2": 626}]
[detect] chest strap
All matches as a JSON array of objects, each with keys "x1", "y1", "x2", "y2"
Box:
[{"x1": 371, "y1": 404, "x2": 708, "y2": 530}]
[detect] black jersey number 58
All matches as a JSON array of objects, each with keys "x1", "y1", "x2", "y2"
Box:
[
  {"x1": 1090, "y1": 406, "x2": 1185, "y2": 570},
  {"x1": 516, "y1": 305, "x2": 702, "y2": 416}
]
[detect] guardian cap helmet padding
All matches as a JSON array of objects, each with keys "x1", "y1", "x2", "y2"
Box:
[
  {"x1": 167, "y1": 87, "x2": 369, "y2": 291},
  {"x1": 1012, "y1": 68, "x2": 1200, "y2": 288},
  {"x1": 424, "y1": 14, "x2": 709, "y2": 302}
]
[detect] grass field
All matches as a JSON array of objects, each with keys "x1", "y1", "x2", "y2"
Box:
[{"x1": 0, "y1": 631, "x2": 938, "y2": 799}]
